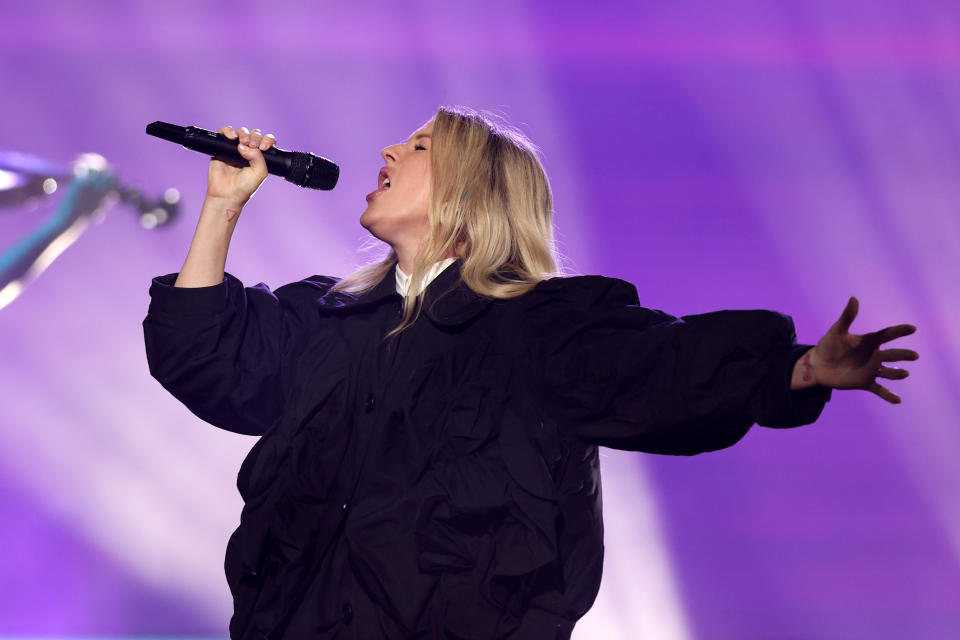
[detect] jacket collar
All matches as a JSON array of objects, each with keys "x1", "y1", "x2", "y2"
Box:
[
  {"x1": 319, "y1": 259, "x2": 494, "y2": 327},
  {"x1": 420, "y1": 259, "x2": 495, "y2": 326}
]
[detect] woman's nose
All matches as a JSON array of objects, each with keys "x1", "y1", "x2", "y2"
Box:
[{"x1": 381, "y1": 144, "x2": 400, "y2": 163}]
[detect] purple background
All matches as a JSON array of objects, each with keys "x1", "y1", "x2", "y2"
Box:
[{"x1": 0, "y1": 0, "x2": 955, "y2": 638}]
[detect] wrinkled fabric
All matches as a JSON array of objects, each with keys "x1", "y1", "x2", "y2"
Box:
[{"x1": 142, "y1": 260, "x2": 832, "y2": 639}]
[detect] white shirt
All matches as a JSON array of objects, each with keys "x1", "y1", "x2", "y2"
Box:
[{"x1": 395, "y1": 257, "x2": 458, "y2": 297}]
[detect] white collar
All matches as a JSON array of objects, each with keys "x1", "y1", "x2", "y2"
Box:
[{"x1": 395, "y1": 257, "x2": 458, "y2": 296}]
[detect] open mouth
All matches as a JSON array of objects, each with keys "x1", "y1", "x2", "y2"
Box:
[
  {"x1": 377, "y1": 167, "x2": 393, "y2": 192},
  {"x1": 366, "y1": 171, "x2": 393, "y2": 202}
]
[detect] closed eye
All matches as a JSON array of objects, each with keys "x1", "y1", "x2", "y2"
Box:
[{"x1": 414, "y1": 144, "x2": 427, "y2": 151}]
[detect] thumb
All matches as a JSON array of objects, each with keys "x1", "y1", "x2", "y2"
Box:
[
  {"x1": 237, "y1": 140, "x2": 267, "y2": 174},
  {"x1": 834, "y1": 296, "x2": 858, "y2": 333}
]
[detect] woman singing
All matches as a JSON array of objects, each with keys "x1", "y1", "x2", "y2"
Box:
[{"x1": 142, "y1": 106, "x2": 918, "y2": 639}]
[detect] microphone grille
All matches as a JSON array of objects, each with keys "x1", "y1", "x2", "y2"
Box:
[{"x1": 286, "y1": 152, "x2": 340, "y2": 191}]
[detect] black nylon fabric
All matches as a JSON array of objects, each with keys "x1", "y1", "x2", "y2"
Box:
[{"x1": 142, "y1": 260, "x2": 832, "y2": 639}]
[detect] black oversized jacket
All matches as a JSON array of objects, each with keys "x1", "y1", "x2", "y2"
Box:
[{"x1": 142, "y1": 259, "x2": 832, "y2": 639}]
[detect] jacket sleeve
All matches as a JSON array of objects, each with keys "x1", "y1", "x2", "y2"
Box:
[
  {"x1": 521, "y1": 276, "x2": 833, "y2": 455},
  {"x1": 142, "y1": 271, "x2": 337, "y2": 436}
]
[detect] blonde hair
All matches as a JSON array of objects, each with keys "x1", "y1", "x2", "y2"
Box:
[{"x1": 333, "y1": 105, "x2": 559, "y2": 336}]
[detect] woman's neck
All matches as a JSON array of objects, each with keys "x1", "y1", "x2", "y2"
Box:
[
  {"x1": 397, "y1": 255, "x2": 455, "y2": 276},
  {"x1": 395, "y1": 245, "x2": 463, "y2": 276}
]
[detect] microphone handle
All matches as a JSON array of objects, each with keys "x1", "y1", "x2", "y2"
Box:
[{"x1": 181, "y1": 126, "x2": 295, "y2": 177}]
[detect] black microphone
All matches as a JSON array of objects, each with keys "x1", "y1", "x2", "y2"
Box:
[{"x1": 145, "y1": 121, "x2": 339, "y2": 191}]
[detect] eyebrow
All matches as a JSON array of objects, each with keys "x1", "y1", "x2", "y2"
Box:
[{"x1": 406, "y1": 133, "x2": 432, "y2": 143}]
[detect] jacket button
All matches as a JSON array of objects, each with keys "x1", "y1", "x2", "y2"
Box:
[
  {"x1": 364, "y1": 393, "x2": 375, "y2": 412},
  {"x1": 342, "y1": 602, "x2": 354, "y2": 625}
]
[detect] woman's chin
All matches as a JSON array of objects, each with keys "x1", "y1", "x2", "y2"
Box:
[
  {"x1": 359, "y1": 208, "x2": 376, "y2": 231},
  {"x1": 358, "y1": 212, "x2": 388, "y2": 242}
]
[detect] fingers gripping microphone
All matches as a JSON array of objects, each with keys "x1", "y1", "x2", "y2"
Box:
[{"x1": 145, "y1": 121, "x2": 339, "y2": 190}]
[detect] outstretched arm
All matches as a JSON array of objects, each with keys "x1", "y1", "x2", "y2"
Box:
[
  {"x1": 790, "y1": 296, "x2": 919, "y2": 403},
  {"x1": 521, "y1": 276, "x2": 836, "y2": 454}
]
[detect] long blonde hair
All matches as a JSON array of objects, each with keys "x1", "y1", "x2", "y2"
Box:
[{"x1": 333, "y1": 105, "x2": 559, "y2": 335}]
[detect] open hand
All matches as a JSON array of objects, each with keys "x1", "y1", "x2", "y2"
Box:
[{"x1": 810, "y1": 296, "x2": 918, "y2": 403}]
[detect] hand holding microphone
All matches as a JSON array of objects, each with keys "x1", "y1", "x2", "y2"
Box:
[
  {"x1": 147, "y1": 120, "x2": 341, "y2": 288},
  {"x1": 162, "y1": 125, "x2": 272, "y2": 289},
  {"x1": 207, "y1": 125, "x2": 276, "y2": 206}
]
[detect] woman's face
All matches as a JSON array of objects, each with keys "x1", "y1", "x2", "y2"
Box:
[{"x1": 360, "y1": 117, "x2": 434, "y2": 249}]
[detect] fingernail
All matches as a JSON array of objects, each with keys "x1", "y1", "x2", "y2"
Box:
[{"x1": 259, "y1": 141, "x2": 268, "y2": 150}]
